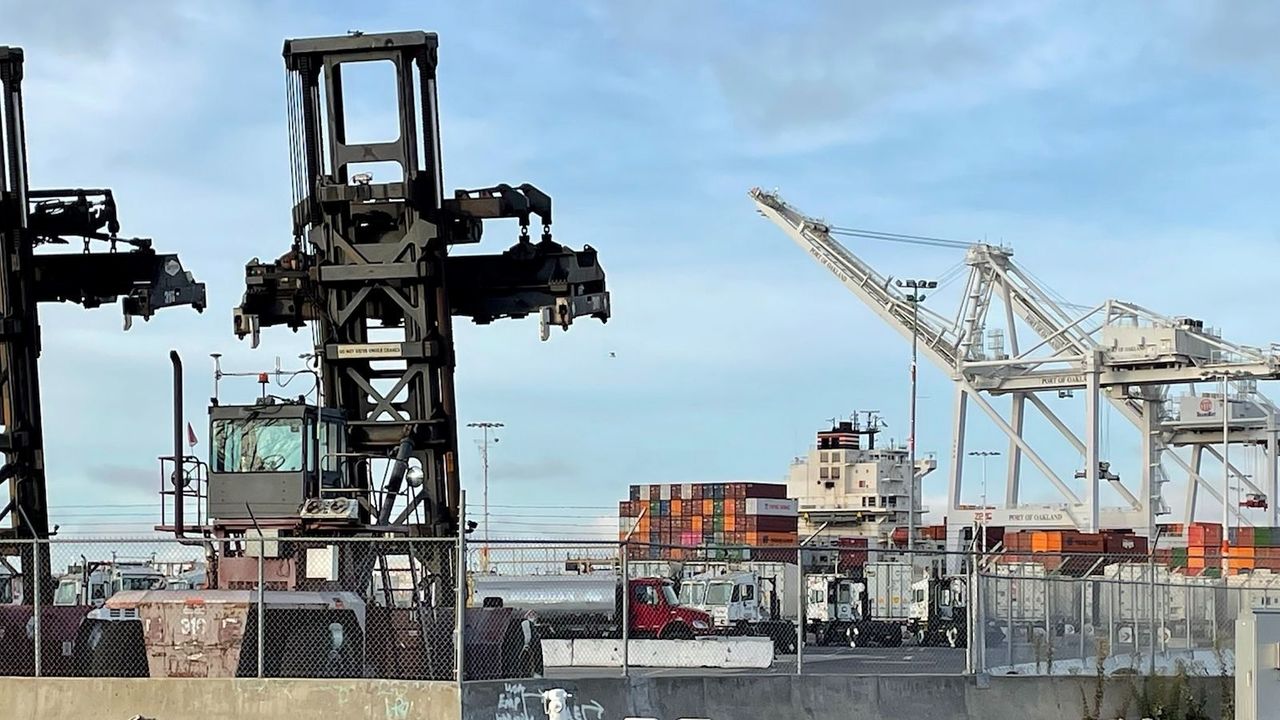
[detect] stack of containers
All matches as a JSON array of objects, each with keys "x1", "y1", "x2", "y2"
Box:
[
  {"x1": 999, "y1": 529, "x2": 1147, "y2": 575},
  {"x1": 618, "y1": 483, "x2": 798, "y2": 560},
  {"x1": 1187, "y1": 522, "x2": 1223, "y2": 577},
  {"x1": 1220, "y1": 525, "x2": 1280, "y2": 574}
]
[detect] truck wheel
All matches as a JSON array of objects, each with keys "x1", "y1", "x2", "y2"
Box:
[
  {"x1": 660, "y1": 623, "x2": 694, "y2": 640},
  {"x1": 883, "y1": 629, "x2": 902, "y2": 648},
  {"x1": 946, "y1": 625, "x2": 961, "y2": 649},
  {"x1": 847, "y1": 625, "x2": 861, "y2": 648}
]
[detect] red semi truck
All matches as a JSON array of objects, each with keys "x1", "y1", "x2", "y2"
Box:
[{"x1": 471, "y1": 573, "x2": 712, "y2": 640}]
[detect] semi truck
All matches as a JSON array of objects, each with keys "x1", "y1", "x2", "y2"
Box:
[
  {"x1": 805, "y1": 573, "x2": 862, "y2": 646},
  {"x1": 471, "y1": 573, "x2": 712, "y2": 640},
  {"x1": 807, "y1": 563, "x2": 970, "y2": 648},
  {"x1": 52, "y1": 561, "x2": 167, "y2": 607},
  {"x1": 678, "y1": 568, "x2": 799, "y2": 653},
  {"x1": 907, "y1": 574, "x2": 967, "y2": 647}
]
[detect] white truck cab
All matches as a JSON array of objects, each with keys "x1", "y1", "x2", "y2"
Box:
[{"x1": 53, "y1": 562, "x2": 166, "y2": 607}]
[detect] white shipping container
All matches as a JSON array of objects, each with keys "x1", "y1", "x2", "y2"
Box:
[
  {"x1": 864, "y1": 562, "x2": 915, "y2": 620},
  {"x1": 659, "y1": 484, "x2": 672, "y2": 501},
  {"x1": 681, "y1": 483, "x2": 694, "y2": 499},
  {"x1": 638, "y1": 484, "x2": 650, "y2": 501},
  {"x1": 745, "y1": 498, "x2": 799, "y2": 517},
  {"x1": 989, "y1": 563, "x2": 1048, "y2": 623}
]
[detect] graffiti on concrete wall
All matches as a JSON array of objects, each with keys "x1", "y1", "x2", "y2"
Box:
[{"x1": 495, "y1": 683, "x2": 605, "y2": 720}]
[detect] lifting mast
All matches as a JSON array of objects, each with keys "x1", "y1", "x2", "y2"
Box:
[
  {"x1": 189, "y1": 32, "x2": 610, "y2": 594},
  {"x1": 0, "y1": 46, "x2": 207, "y2": 602},
  {"x1": 751, "y1": 188, "x2": 1280, "y2": 538}
]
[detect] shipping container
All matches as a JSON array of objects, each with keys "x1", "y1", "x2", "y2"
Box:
[
  {"x1": 864, "y1": 562, "x2": 915, "y2": 620},
  {"x1": 988, "y1": 562, "x2": 1048, "y2": 623},
  {"x1": 630, "y1": 486, "x2": 641, "y2": 501},
  {"x1": 745, "y1": 498, "x2": 799, "y2": 517},
  {"x1": 741, "y1": 483, "x2": 788, "y2": 499}
]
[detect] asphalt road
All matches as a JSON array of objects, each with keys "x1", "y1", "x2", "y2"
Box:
[{"x1": 546, "y1": 646, "x2": 967, "y2": 678}]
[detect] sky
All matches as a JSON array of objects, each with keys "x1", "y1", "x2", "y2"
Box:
[{"x1": 2, "y1": 1, "x2": 1279, "y2": 542}]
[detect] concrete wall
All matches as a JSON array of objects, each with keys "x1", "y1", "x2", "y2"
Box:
[
  {"x1": 0, "y1": 677, "x2": 459, "y2": 720},
  {"x1": 463, "y1": 674, "x2": 1228, "y2": 720}
]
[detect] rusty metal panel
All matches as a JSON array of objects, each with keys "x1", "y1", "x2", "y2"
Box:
[
  {"x1": 139, "y1": 596, "x2": 249, "y2": 678},
  {"x1": 217, "y1": 556, "x2": 297, "y2": 590}
]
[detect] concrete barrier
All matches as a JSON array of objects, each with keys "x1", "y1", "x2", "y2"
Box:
[
  {"x1": 463, "y1": 674, "x2": 1227, "y2": 720},
  {"x1": 0, "y1": 677, "x2": 459, "y2": 720},
  {"x1": 541, "y1": 637, "x2": 773, "y2": 669}
]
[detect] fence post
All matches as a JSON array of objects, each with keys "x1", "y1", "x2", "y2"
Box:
[
  {"x1": 795, "y1": 547, "x2": 804, "y2": 675},
  {"x1": 1005, "y1": 574, "x2": 1013, "y2": 668},
  {"x1": 456, "y1": 490, "x2": 467, "y2": 685},
  {"x1": 32, "y1": 539, "x2": 41, "y2": 678},
  {"x1": 1148, "y1": 562, "x2": 1157, "y2": 675},
  {"x1": 256, "y1": 539, "x2": 264, "y2": 678},
  {"x1": 966, "y1": 547, "x2": 977, "y2": 674},
  {"x1": 620, "y1": 542, "x2": 629, "y2": 678},
  {"x1": 1079, "y1": 577, "x2": 1087, "y2": 665}
]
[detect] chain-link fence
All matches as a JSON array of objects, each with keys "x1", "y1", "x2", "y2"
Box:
[
  {"x1": 974, "y1": 557, "x2": 1261, "y2": 678},
  {"x1": 465, "y1": 540, "x2": 972, "y2": 680},
  {"x1": 0, "y1": 536, "x2": 461, "y2": 680},
  {"x1": 0, "y1": 535, "x2": 1261, "y2": 683}
]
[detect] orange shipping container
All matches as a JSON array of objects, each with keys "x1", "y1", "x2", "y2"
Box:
[
  {"x1": 1227, "y1": 547, "x2": 1257, "y2": 560},
  {"x1": 672, "y1": 499, "x2": 683, "y2": 515},
  {"x1": 725, "y1": 515, "x2": 736, "y2": 531},
  {"x1": 693, "y1": 516, "x2": 703, "y2": 532},
  {"x1": 703, "y1": 499, "x2": 714, "y2": 515}
]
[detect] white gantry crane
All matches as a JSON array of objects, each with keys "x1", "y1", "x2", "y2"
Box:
[{"x1": 750, "y1": 187, "x2": 1280, "y2": 537}]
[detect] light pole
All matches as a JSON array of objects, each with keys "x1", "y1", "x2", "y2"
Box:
[
  {"x1": 467, "y1": 421, "x2": 503, "y2": 571},
  {"x1": 897, "y1": 278, "x2": 936, "y2": 552},
  {"x1": 968, "y1": 450, "x2": 1000, "y2": 553}
]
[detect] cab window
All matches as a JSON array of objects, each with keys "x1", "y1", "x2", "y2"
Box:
[
  {"x1": 633, "y1": 584, "x2": 659, "y2": 605},
  {"x1": 54, "y1": 580, "x2": 77, "y2": 605},
  {"x1": 211, "y1": 417, "x2": 305, "y2": 473}
]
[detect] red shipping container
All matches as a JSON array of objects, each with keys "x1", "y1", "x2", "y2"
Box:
[
  {"x1": 671, "y1": 485, "x2": 682, "y2": 500},
  {"x1": 1189, "y1": 522, "x2": 1223, "y2": 545},
  {"x1": 650, "y1": 485, "x2": 662, "y2": 501},
  {"x1": 1104, "y1": 534, "x2": 1148, "y2": 555},
  {"x1": 742, "y1": 483, "x2": 788, "y2": 499}
]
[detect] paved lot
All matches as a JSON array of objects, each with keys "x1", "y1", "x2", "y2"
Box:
[{"x1": 546, "y1": 646, "x2": 967, "y2": 678}]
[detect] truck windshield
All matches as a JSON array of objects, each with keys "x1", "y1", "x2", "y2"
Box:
[
  {"x1": 705, "y1": 582, "x2": 732, "y2": 605},
  {"x1": 680, "y1": 582, "x2": 706, "y2": 606},
  {"x1": 53, "y1": 580, "x2": 77, "y2": 605},
  {"x1": 119, "y1": 576, "x2": 165, "y2": 591},
  {"x1": 662, "y1": 584, "x2": 680, "y2": 606},
  {"x1": 212, "y1": 417, "x2": 305, "y2": 473},
  {"x1": 837, "y1": 583, "x2": 853, "y2": 604}
]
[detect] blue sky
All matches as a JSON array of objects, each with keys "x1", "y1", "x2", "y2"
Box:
[{"x1": 3, "y1": 1, "x2": 1279, "y2": 539}]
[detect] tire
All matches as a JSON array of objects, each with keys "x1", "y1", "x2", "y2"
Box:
[
  {"x1": 847, "y1": 625, "x2": 861, "y2": 648},
  {"x1": 883, "y1": 629, "x2": 902, "y2": 647},
  {"x1": 660, "y1": 623, "x2": 694, "y2": 640}
]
